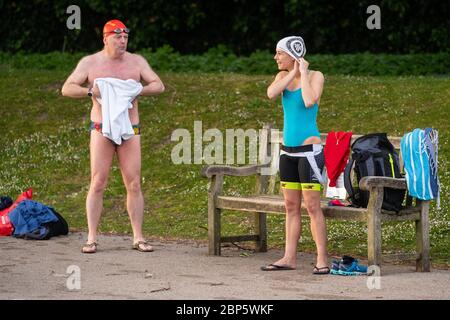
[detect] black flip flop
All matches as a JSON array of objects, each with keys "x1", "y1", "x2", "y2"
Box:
[
  {"x1": 261, "y1": 263, "x2": 296, "y2": 271},
  {"x1": 313, "y1": 266, "x2": 330, "y2": 275}
]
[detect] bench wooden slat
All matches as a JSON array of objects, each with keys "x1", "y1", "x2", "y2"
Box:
[
  {"x1": 221, "y1": 235, "x2": 259, "y2": 243},
  {"x1": 217, "y1": 195, "x2": 368, "y2": 221},
  {"x1": 217, "y1": 195, "x2": 285, "y2": 214},
  {"x1": 217, "y1": 195, "x2": 421, "y2": 222}
]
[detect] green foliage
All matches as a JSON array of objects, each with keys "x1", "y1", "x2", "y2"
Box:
[
  {"x1": 1, "y1": 49, "x2": 449, "y2": 76},
  {"x1": 1, "y1": 0, "x2": 449, "y2": 54},
  {"x1": 0, "y1": 52, "x2": 86, "y2": 71}
]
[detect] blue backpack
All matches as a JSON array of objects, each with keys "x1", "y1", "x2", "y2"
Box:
[{"x1": 401, "y1": 128, "x2": 440, "y2": 204}]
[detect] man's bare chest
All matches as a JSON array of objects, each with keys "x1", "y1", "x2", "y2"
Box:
[{"x1": 89, "y1": 62, "x2": 140, "y2": 83}]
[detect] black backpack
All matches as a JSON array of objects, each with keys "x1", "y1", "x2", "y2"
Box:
[
  {"x1": 44, "y1": 209, "x2": 69, "y2": 238},
  {"x1": 343, "y1": 133, "x2": 405, "y2": 212}
]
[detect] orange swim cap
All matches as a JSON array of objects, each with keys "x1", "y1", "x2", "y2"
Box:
[{"x1": 103, "y1": 19, "x2": 129, "y2": 36}]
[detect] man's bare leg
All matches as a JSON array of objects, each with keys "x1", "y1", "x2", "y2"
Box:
[
  {"x1": 117, "y1": 135, "x2": 152, "y2": 251},
  {"x1": 85, "y1": 130, "x2": 115, "y2": 251}
]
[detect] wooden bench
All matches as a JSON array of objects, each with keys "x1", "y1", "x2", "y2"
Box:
[{"x1": 201, "y1": 125, "x2": 430, "y2": 274}]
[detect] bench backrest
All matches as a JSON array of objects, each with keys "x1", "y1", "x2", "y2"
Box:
[{"x1": 258, "y1": 125, "x2": 403, "y2": 195}]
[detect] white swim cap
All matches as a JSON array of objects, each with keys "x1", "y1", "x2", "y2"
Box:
[{"x1": 276, "y1": 36, "x2": 306, "y2": 60}]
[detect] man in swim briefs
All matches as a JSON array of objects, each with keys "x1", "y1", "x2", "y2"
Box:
[{"x1": 61, "y1": 19, "x2": 165, "y2": 253}]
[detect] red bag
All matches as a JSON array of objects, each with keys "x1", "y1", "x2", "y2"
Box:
[{"x1": 0, "y1": 188, "x2": 33, "y2": 236}]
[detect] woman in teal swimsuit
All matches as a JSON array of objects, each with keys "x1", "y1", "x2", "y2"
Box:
[{"x1": 261, "y1": 36, "x2": 329, "y2": 274}]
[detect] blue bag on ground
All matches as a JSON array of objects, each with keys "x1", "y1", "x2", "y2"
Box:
[{"x1": 8, "y1": 200, "x2": 69, "y2": 239}]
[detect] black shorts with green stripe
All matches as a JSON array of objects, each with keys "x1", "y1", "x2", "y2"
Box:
[{"x1": 279, "y1": 150, "x2": 325, "y2": 191}]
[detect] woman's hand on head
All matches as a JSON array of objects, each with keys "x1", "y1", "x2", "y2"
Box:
[{"x1": 299, "y1": 58, "x2": 309, "y2": 74}]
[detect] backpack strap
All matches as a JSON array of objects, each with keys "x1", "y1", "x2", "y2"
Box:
[{"x1": 344, "y1": 158, "x2": 355, "y2": 202}]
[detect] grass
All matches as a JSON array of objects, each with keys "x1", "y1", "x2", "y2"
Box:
[{"x1": 0, "y1": 68, "x2": 449, "y2": 266}]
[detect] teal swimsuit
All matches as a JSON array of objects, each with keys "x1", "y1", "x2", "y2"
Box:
[
  {"x1": 279, "y1": 87, "x2": 324, "y2": 191},
  {"x1": 282, "y1": 88, "x2": 320, "y2": 147}
]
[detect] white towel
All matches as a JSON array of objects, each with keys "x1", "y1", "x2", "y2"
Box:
[
  {"x1": 94, "y1": 77, "x2": 143, "y2": 145},
  {"x1": 326, "y1": 172, "x2": 347, "y2": 199}
]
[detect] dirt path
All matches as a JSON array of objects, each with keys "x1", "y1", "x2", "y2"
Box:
[{"x1": 1, "y1": 232, "x2": 449, "y2": 300}]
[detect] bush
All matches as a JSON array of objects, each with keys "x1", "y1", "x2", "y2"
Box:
[
  {"x1": 1, "y1": 48, "x2": 449, "y2": 76},
  {"x1": 0, "y1": 52, "x2": 84, "y2": 71}
]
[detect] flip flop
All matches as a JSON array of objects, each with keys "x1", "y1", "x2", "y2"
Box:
[
  {"x1": 261, "y1": 263, "x2": 296, "y2": 271},
  {"x1": 133, "y1": 241, "x2": 154, "y2": 252},
  {"x1": 81, "y1": 242, "x2": 98, "y2": 254},
  {"x1": 313, "y1": 266, "x2": 330, "y2": 275}
]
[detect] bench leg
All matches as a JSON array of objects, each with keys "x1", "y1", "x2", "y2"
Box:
[
  {"x1": 367, "y1": 212, "x2": 382, "y2": 273},
  {"x1": 367, "y1": 187, "x2": 383, "y2": 274},
  {"x1": 255, "y1": 212, "x2": 267, "y2": 252},
  {"x1": 208, "y1": 205, "x2": 221, "y2": 256},
  {"x1": 416, "y1": 200, "x2": 430, "y2": 272},
  {"x1": 207, "y1": 175, "x2": 223, "y2": 256}
]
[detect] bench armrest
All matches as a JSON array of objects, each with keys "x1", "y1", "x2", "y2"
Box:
[
  {"x1": 201, "y1": 165, "x2": 260, "y2": 178},
  {"x1": 359, "y1": 176, "x2": 406, "y2": 191}
]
